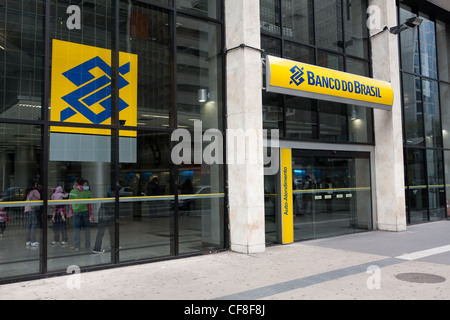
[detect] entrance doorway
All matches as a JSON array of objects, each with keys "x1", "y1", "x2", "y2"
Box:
[{"x1": 291, "y1": 150, "x2": 372, "y2": 241}]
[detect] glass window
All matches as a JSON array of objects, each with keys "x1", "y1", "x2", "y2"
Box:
[
  {"x1": 315, "y1": 0, "x2": 343, "y2": 52},
  {"x1": 285, "y1": 96, "x2": 317, "y2": 140},
  {"x1": 402, "y1": 73, "x2": 424, "y2": 146},
  {"x1": 436, "y1": 20, "x2": 450, "y2": 82},
  {"x1": 176, "y1": 15, "x2": 223, "y2": 131},
  {"x1": 317, "y1": 50, "x2": 344, "y2": 71},
  {"x1": 0, "y1": 1, "x2": 45, "y2": 121},
  {"x1": 260, "y1": 0, "x2": 281, "y2": 36},
  {"x1": 177, "y1": 149, "x2": 225, "y2": 254},
  {"x1": 399, "y1": 5, "x2": 420, "y2": 74},
  {"x1": 47, "y1": 129, "x2": 115, "y2": 270},
  {"x1": 176, "y1": 0, "x2": 221, "y2": 19},
  {"x1": 419, "y1": 14, "x2": 438, "y2": 79},
  {"x1": 119, "y1": 3, "x2": 174, "y2": 129},
  {"x1": 405, "y1": 148, "x2": 428, "y2": 224},
  {"x1": 422, "y1": 79, "x2": 441, "y2": 148},
  {"x1": 118, "y1": 131, "x2": 174, "y2": 262},
  {"x1": 261, "y1": 35, "x2": 282, "y2": 57},
  {"x1": 426, "y1": 149, "x2": 445, "y2": 221},
  {"x1": 349, "y1": 105, "x2": 373, "y2": 144},
  {"x1": 319, "y1": 101, "x2": 348, "y2": 142},
  {"x1": 262, "y1": 91, "x2": 283, "y2": 133},
  {"x1": 343, "y1": 0, "x2": 369, "y2": 59},
  {"x1": 292, "y1": 151, "x2": 372, "y2": 241},
  {"x1": 0, "y1": 123, "x2": 42, "y2": 279},
  {"x1": 283, "y1": 41, "x2": 315, "y2": 64},
  {"x1": 441, "y1": 83, "x2": 450, "y2": 148},
  {"x1": 281, "y1": 0, "x2": 314, "y2": 45},
  {"x1": 346, "y1": 57, "x2": 370, "y2": 77}
]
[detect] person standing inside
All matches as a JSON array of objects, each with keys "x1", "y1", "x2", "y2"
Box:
[
  {"x1": 25, "y1": 181, "x2": 41, "y2": 247},
  {"x1": 51, "y1": 186, "x2": 69, "y2": 245},
  {"x1": 69, "y1": 177, "x2": 92, "y2": 250}
]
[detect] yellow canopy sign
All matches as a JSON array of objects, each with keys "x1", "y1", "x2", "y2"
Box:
[{"x1": 266, "y1": 55, "x2": 393, "y2": 110}]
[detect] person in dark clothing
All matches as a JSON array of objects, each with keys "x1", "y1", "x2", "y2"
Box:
[{"x1": 92, "y1": 200, "x2": 115, "y2": 253}]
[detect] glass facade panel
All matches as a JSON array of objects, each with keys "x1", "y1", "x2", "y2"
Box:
[
  {"x1": 285, "y1": 96, "x2": 317, "y2": 140},
  {"x1": 403, "y1": 73, "x2": 424, "y2": 146},
  {"x1": 0, "y1": 1, "x2": 45, "y2": 121},
  {"x1": 176, "y1": 15, "x2": 223, "y2": 131},
  {"x1": 405, "y1": 148, "x2": 427, "y2": 224},
  {"x1": 400, "y1": 5, "x2": 420, "y2": 74},
  {"x1": 319, "y1": 101, "x2": 348, "y2": 142},
  {"x1": 262, "y1": 91, "x2": 283, "y2": 133},
  {"x1": 292, "y1": 151, "x2": 372, "y2": 241},
  {"x1": 343, "y1": 0, "x2": 369, "y2": 59},
  {"x1": 317, "y1": 50, "x2": 344, "y2": 71},
  {"x1": 0, "y1": 123, "x2": 42, "y2": 278},
  {"x1": 118, "y1": 131, "x2": 173, "y2": 262},
  {"x1": 260, "y1": 0, "x2": 281, "y2": 36},
  {"x1": 419, "y1": 14, "x2": 438, "y2": 79},
  {"x1": 436, "y1": 20, "x2": 450, "y2": 82},
  {"x1": 119, "y1": 4, "x2": 174, "y2": 129},
  {"x1": 315, "y1": 0, "x2": 343, "y2": 52},
  {"x1": 176, "y1": 0, "x2": 221, "y2": 20},
  {"x1": 0, "y1": 0, "x2": 225, "y2": 282},
  {"x1": 426, "y1": 149, "x2": 445, "y2": 221},
  {"x1": 346, "y1": 58, "x2": 369, "y2": 77},
  {"x1": 281, "y1": 0, "x2": 314, "y2": 45},
  {"x1": 422, "y1": 79, "x2": 441, "y2": 148},
  {"x1": 283, "y1": 42, "x2": 315, "y2": 64},
  {"x1": 441, "y1": 83, "x2": 450, "y2": 148}
]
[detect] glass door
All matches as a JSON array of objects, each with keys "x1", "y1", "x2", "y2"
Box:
[{"x1": 292, "y1": 150, "x2": 372, "y2": 241}]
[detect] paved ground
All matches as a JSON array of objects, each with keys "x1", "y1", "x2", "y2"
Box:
[{"x1": 1, "y1": 220, "x2": 450, "y2": 301}]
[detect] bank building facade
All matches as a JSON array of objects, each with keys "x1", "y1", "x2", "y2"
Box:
[{"x1": 0, "y1": 0, "x2": 448, "y2": 283}]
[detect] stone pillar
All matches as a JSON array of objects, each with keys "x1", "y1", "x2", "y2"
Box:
[
  {"x1": 225, "y1": 0, "x2": 266, "y2": 253},
  {"x1": 369, "y1": 0, "x2": 407, "y2": 231}
]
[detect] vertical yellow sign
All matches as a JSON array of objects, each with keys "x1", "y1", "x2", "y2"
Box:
[{"x1": 280, "y1": 148, "x2": 293, "y2": 244}]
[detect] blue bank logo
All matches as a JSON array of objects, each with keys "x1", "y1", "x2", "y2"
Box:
[
  {"x1": 60, "y1": 56, "x2": 131, "y2": 124},
  {"x1": 289, "y1": 66, "x2": 305, "y2": 86}
]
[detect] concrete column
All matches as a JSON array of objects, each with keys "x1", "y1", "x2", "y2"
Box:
[
  {"x1": 369, "y1": 0, "x2": 407, "y2": 231},
  {"x1": 225, "y1": 0, "x2": 266, "y2": 253}
]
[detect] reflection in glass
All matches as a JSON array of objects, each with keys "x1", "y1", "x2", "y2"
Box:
[
  {"x1": 343, "y1": 0, "x2": 369, "y2": 59},
  {"x1": 292, "y1": 152, "x2": 372, "y2": 241},
  {"x1": 177, "y1": 141, "x2": 225, "y2": 254},
  {"x1": 436, "y1": 20, "x2": 450, "y2": 82},
  {"x1": 264, "y1": 171, "x2": 279, "y2": 244},
  {"x1": 319, "y1": 101, "x2": 347, "y2": 142},
  {"x1": 426, "y1": 149, "x2": 445, "y2": 221},
  {"x1": 176, "y1": 0, "x2": 221, "y2": 19},
  {"x1": 315, "y1": 0, "x2": 343, "y2": 52},
  {"x1": 346, "y1": 58, "x2": 369, "y2": 77},
  {"x1": 0, "y1": 124, "x2": 42, "y2": 278},
  {"x1": 0, "y1": 1, "x2": 45, "y2": 120},
  {"x1": 282, "y1": 0, "x2": 314, "y2": 45},
  {"x1": 262, "y1": 92, "x2": 283, "y2": 133},
  {"x1": 422, "y1": 79, "x2": 441, "y2": 148},
  {"x1": 419, "y1": 14, "x2": 438, "y2": 79},
  {"x1": 402, "y1": 74, "x2": 424, "y2": 146},
  {"x1": 317, "y1": 50, "x2": 344, "y2": 71},
  {"x1": 260, "y1": 0, "x2": 281, "y2": 36},
  {"x1": 399, "y1": 5, "x2": 420, "y2": 74},
  {"x1": 119, "y1": 3, "x2": 173, "y2": 129},
  {"x1": 441, "y1": 84, "x2": 450, "y2": 149},
  {"x1": 283, "y1": 42, "x2": 315, "y2": 64},
  {"x1": 285, "y1": 96, "x2": 317, "y2": 140},
  {"x1": 406, "y1": 148, "x2": 427, "y2": 224},
  {"x1": 176, "y1": 15, "x2": 223, "y2": 131}
]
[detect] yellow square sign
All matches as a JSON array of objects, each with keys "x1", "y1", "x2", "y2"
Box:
[{"x1": 50, "y1": 39, "x2": 138, "y2": 137}]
